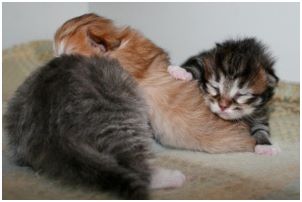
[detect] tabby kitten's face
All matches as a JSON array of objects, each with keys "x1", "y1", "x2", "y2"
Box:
[
  {"x1": 199, "y1": 39, "x2": 278, "y2": 120},
  {"x1": 204, "y1": 72, "x2": 264, "y2": 120}
]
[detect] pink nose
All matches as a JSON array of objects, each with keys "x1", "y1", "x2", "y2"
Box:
[
  {"x1": 218, "y1": 99, "x2": 231, "y2": 111},
  {"x1": 219, "y1": 104, "x2": 228, "y2": 111}
]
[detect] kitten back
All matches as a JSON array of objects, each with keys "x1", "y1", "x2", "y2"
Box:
[{"x1": 4, "y1": 55, "x2": 153, "y2": 199}]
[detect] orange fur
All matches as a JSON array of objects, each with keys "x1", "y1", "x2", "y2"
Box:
[{"x1": 54, "y1": 13, "x2": 256, "y2": 153}]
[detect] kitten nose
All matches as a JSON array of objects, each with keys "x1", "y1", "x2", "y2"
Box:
[{"x1": 218, "y1": 99, "x2": 231, "y2": 111}]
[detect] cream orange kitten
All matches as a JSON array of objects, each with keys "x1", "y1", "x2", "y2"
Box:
[{"x1": 54, "y1": 13, "x2": 257, "y2": 154}]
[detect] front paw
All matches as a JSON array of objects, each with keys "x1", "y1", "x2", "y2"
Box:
[
  {"x1": 255, "y1": 144, "x2": 281, "y2": 156},
  {"x1": 167, "y1": 65, "x2": 193, "y2": 81}
]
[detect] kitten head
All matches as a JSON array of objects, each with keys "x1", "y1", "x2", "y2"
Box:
[
  {"x1": 191, "y1": 38, "x2": 278, "y2": 120},
  {"x1": 54, "y1": 13, "x2": 169, "y2": 80},
  {"x1": 54, "y1": 13, "x2": 122, "y2": 57}
]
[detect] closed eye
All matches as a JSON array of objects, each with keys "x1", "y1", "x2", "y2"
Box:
[
  {"x1": 209, "y1": 84, "x2": 219, "y2": 91},
  {"x1": 251, "y1": 93, "x2": 261, "y2": 97},
  {"x1": 213, "y1": 87, "x2": 219, "y2": 93},
  {"x1": 234, "y1": 92, "x2": 251, "y2": 99},
  {"x1": 234, "y1": 93, "x2": 254, "y2": 104},
  {"x1": 206, "y1": 83, "x2": 220, "y2": 96}
]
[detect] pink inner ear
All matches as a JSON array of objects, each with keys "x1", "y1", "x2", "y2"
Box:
[
  {"x1": 98, "y1": 44, "x2": 106, "y2": 52},
  {"x1": 87, "y1": 29, "x2": 108, "y2": 52},
  {"x1": 90, "y1": 39, "x2": 106, "y2": 52},
  {"x1": 267, "y1": 74, "x2": 278, "y2": 87}
]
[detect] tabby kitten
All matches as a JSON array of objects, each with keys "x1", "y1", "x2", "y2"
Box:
[
  {"x1": 3, "y1": 55, "x2": 184, "y2": 199},
  {"x1": 168, "y1": 38, "x2": 279, "y2": 145}
]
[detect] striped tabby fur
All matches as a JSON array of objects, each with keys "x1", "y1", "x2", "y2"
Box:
[
  {"x1": 181, "y1": 38, "x2": 279, "y2": 145},
  {"x1": 4, "y1": 55, "x2": 153, "y2": 199}
]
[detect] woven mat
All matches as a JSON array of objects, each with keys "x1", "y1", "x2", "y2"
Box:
[{"x1": 2, "y1": 41, "x2": 300, "y2": 199}]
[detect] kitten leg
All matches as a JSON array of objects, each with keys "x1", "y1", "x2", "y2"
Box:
[
  {"x1": 150, "y1": 167, "x2": 186, "y2": 189},
  {"x1": 251, "y1": 124, "x2": 272, "y2": 145},
  {"x1": 255, "y1": 144, "x2": 281, "y2": 156},
  {"x1": 167, "y1": 65, "x2": 193, "y2": 81},
  {"x1": 253, "y1": 132, "x2": 272, "y2": 145},
  {"x1": 252, "y1": 128, "x2": 281, "y2": 156}
]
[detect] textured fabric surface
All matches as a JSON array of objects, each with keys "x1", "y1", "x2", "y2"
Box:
[
  {"x1": 2, "y1": 40, "x2": 54, "y2": 102},
  {"x1": 2, "y1": 41, "x2": 300, "y2": 199}
]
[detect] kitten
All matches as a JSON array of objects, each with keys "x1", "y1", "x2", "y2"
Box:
[
  {"x1": 54, "y1": 13, "x2": 258, "y2": 154},
  {"x1": 168, "y1": 38, "x2": 279, "y2": 153},
  {"x1": 3, "y1": 55, "x2": 185, "y2": 199}
]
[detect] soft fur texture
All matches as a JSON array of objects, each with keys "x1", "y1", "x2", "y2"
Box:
[
  {"x1": 172, "y1": 38, "x2": 279, "y2": 145},
  {"x1": 4, "y1": 55, "x2": 154, "y2": 199},
  {"x1": 54, "y1": 13, "x2": 256, "y2": 153}
]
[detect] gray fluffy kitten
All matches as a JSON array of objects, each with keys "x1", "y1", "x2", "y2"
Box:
[{"x1": 4, "y1": 55, "x2": 154, "y2": 199}]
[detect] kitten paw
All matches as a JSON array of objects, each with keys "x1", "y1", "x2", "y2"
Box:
[
  {"x1": 168, "y1": 65, "x2": 193, "y2": 81},
  {"x1": 255, "y1": 144, "x2": 281, "y2": 156},
  {"x1": 150, "y1": 167, "x2": 186, "y2": 189}
]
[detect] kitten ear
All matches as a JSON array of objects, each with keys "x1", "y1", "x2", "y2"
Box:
[
  {"x1": 181, "y1": 56, "x2": 204, "y2": 80},
  {"x1": 202, "y1": 54, "x2": 215, "y2": 69},
  {"x1": 267, "y1": 71, "x2": 279, "y2": 87},
  {"x1": 215, "y1": 43, "x2": 222, "y2": 48},
  {"x1": 202, "y1": 54, "x2": 216, "y2": 77},
  {"x1": 259, "y1": 63, "x2": 279, "y2": 87},
  {"x1": 87, "y1": 27, "x2": 121, "y2": 52}
]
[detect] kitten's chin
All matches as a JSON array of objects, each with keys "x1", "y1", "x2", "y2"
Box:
[
  {"x1": 216, "y1": 111, "x2": 245, "y2": 120},
  {"x1": 208, "y1": 102, "x2": 253, "y2": 121},
  {"x1": 217, "y1": 113, "x2": 233, "y2": 120}
]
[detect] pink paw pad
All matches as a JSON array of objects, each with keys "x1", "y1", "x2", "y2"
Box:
[
  {"x1": 255, "y1": 145, "x2": 281, "y2": 156},
  {"x1": 168, "y1": 65, "x2": 193, "y2": 81}
]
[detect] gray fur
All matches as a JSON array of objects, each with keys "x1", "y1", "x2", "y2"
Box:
[{"x1": 3, "y1": 55, "x2": 153, "y2": 199}]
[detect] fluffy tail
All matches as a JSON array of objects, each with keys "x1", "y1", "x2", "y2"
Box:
[
  {"x1": 4, "y1": 106, "x2": 151, "y2": 199},
  {"x1": 74, "y1": 152, "x2": 150, "y2": 199},
  {"x1": 44, "y1": 140, "x2": 151, "y2": 200}
]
